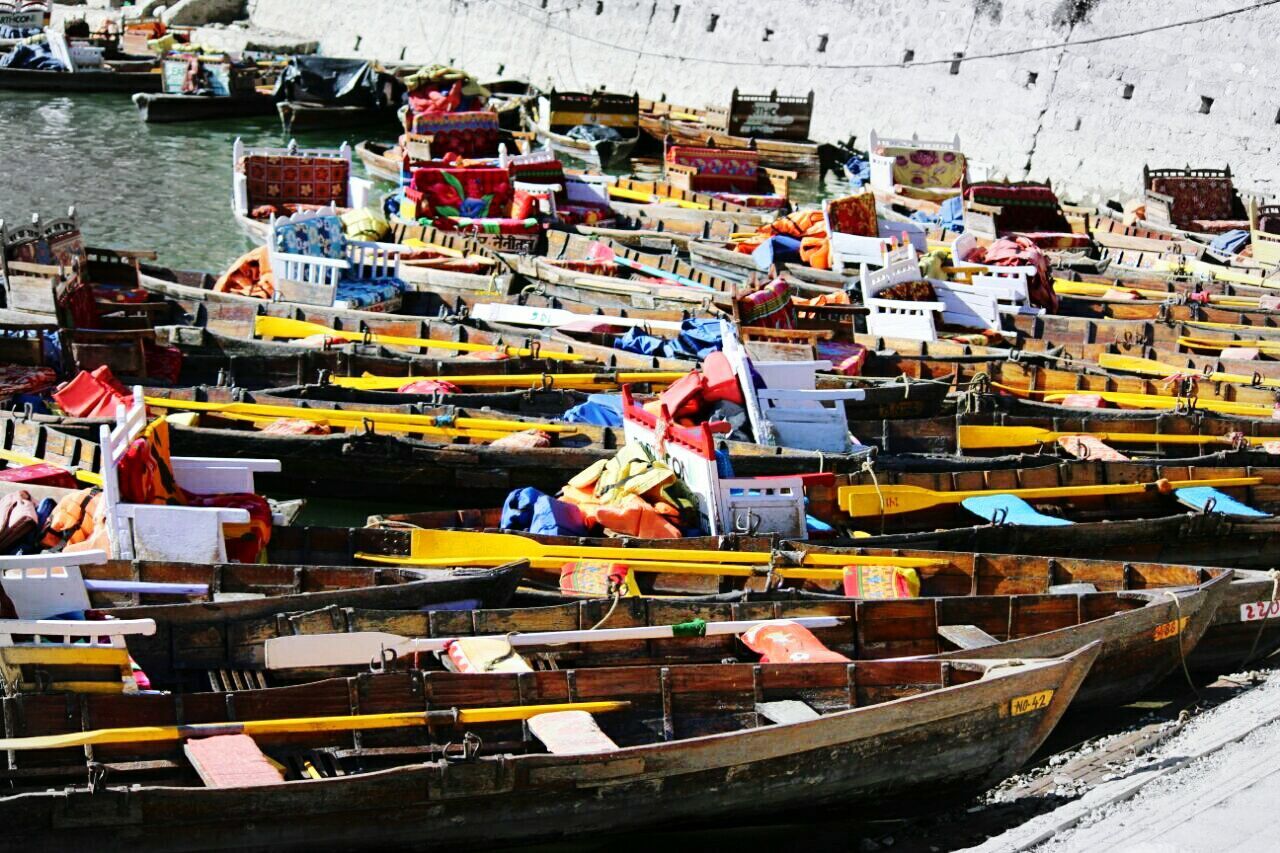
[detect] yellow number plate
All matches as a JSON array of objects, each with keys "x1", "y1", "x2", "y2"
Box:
[
  {"x1": 1010, "y1": 689, "x2": 1054, "y2": 716},
  {"x1": 1153, "y1": 616, "x2": 1189, "y2": 642}
]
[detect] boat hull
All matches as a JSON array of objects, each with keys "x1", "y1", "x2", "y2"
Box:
[
  {"x1": 0, "y1": 66, "x2": 161, "y2": 93},
  {"x1": 133, "y1": 91, "x2": 277, "y2": 123}
]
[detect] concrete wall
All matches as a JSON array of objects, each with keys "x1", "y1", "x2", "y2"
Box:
[{"x1": 246, "y1": 0, "x2": 1280, "y2": 201}]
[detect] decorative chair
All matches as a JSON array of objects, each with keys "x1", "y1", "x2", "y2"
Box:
[
  {"x1": 268, "y1": 206, "x2": 408, "y2": 310},
  {"x1": 232, "y1": 138, "x2": 370, "y2": 221},
  {"x1": 1142, "y1": 164, "x2": 1249, "y2": 234},
  {"x1": 961, "y1": 180, "x2": 1092, "y2": 249},
  {"x1": 950, "y1": 232, "x2": 1040, "y2": 317},
  {"x1": 99, "y1": 388, "x2": 281, "y2": 563},
  {"x1": 859, "y1": 245, "x2": 999, "y2": 342},
  {"x1": 405, "y1": 109, "x2": 501, "y2": 158},
  {"x1": 868, "y1": 130, "x2": 967, "y2": 200},
  {"x1": 823, "y1": 192, "x2": 928, "y2": 274}
]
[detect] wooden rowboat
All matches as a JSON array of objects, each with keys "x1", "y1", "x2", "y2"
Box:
[
  {"x1": 0, "y1": 65, "x2": 162, "y2": 93},
  {"x1": 212, "y1": 569, "x2": 1224, "y2": 711},
  {"x1": 131, "y1": 91, "x2": 277, "y2": 124},
  {"x1": 0, "y1": 648, "x2": 1097, "y2": 850}
]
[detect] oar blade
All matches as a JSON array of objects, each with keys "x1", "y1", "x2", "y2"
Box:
[
  {"x1": 838, "y1": 485, "x2": 947, "y2": 517},
  {"x1": 956, "y1": 425, "x2": 1053, "y2": 450},
  {"x1": 265, "y1": 631, "x2": 414, "y2": 670}
]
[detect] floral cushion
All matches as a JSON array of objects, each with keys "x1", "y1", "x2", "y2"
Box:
[
  {"x1": 1148, "y1": 176, "x2": 1235, "y2": 229},
  {"x1": 876, "y1": 279, "x2": 937, "y2": 301},
  {"x1": 666, "y1": 145, "x2": 759, "y2": 193},
  {"x1": 879, "y1": 146, "x2": 965, "y2": 189},
  {"x1": 406, "y1": 110, "x2": 500, "y2": 157},
  {"x1": 406, "y1": 167, "x2": 512, "y2": 220},
  {"x1": 826, "y1": 193, "x2": 878, "y2": 237},
  {"x1": 241, "y1": 155, "x2": 349, "y2": 208},
  {"x1": 335, "y1": 277, "x2": 405, "y2": 309},
  {"x1": 273, "y1": 215, "x2": 346, "y2": 260}
]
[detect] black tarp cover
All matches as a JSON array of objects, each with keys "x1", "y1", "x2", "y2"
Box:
[{"x1": 273, "y1": 56, "x2": 402, "y2": 108}]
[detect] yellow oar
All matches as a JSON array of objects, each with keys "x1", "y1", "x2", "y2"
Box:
[
  {"x1": 955, "y1": 425, "x2": 1267, "y2": 451},
  {"x1": 1053, "y1": 279, "x2": 1264, "y2": 309},
  {"x1": 992, "y1": 382, "x2": 1279, "y2": 418},
  {"x1": 838, "y1": 476, "x2": 1261, "y2": 518},
  {"x1": 144, "y1": 396, "x2": 574, "y2": 435},
  {"x1": 202, "y1": 410, "x2": 519, "y2": 441},
  {"x1": 608, "y1": 185, "x2": 710, "y2": 211},
  {"x1": 365, "y1": 528, "x2": 946, "y2": 570},
  {"x1": 1178, "y1": 335, "x2": 1280, "y2": 354},
  {"x1": 1098, "y1": 352, "x2": 1280, "y2": 390},
  {"x1": 255, "y1": 316, "x2": 584, "y2": 362},
  {"x1": 0, "y1": 448, "x2": 102, "y2": 486},
  {"x1": 332, "y1": 371, "x2": 687, "y2": 392},
  {"x1": 0, "y1": 701, "x2": 629, "y2": 752},
  {"x1": 361, "y1": 553, "x2": 897, "y2": 580}
]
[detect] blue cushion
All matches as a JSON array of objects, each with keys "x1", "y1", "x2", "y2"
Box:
[
  {"x1": 274, "y1": 215, "x2": 346, "y2": 259},
  {"x1": 335, "y1": 277, "x2": 404, "y2": 308}
]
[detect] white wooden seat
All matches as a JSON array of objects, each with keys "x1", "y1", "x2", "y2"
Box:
[
  {"x1": 861, "y1": 246, "x2": 1001, "y2": 341},
  {"x1": 950, "y1": 232, "x2": 1038, "y2": 316},
  {"x1": 101, "y1": 388, "x2": 281, "y2": 563},
  {"x1": 720, "y1": 320, "x2": 865, "y2": 453},
  {"x1": 268, "y1": 206, "x2": 408, "y2": 309},
  {"x1": 868, "y1": 130, "x2": 966, "y2": 195},
  {"x1": 823, "y1": 196, "x2": 928, "y2": 275}
]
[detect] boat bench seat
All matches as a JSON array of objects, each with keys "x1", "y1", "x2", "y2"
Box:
[
  {"x1": 756, "y1": 700, "x2": 821, "y2": 725},
  {"x1": 527, "y1": 710, "x2": 619, "y2": 755},
  {"x1": 185, "y1": 734, "x2": 285, "y2": 788},
  {"x1": 937, "y1": 624, "x2": 1000, "y2": 650}
]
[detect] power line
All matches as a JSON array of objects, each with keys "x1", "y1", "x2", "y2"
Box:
[{"x1": 488, "y1": 0, "x2": 1280, "y2": 70}]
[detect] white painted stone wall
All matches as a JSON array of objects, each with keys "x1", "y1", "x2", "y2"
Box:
[{"x1": 246, "y1": 0, "x2": 1279, "y2": 201}]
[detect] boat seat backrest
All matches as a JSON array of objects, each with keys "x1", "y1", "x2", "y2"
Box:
[
  {"x1": 232, "y1": 138, "x2": 353, "y2": 215},
  {"x1": 964, "y1": 181, "x2": 1070, "y2": 234},
  {"x1": 756, "y1": 390, "x2": 852, "y2": 452},
  {"x1": 860, "y1": 251, "x2": 942, "y2": 342},
  {"x1": 665, "y1": 144, "x2": 760, "y2": 193},
  {"x1": 272, "y1": 211, "x2": 347, "y2": 260},
  {"x1": 0, "y1": 551, "x2": 101, "y2": 619},
  {"x1": 405, "y1": 110, "x2": 499, "y2": 157},
  {"x1": 868, "y1": 130, "x2": 966, "y2": 192}
]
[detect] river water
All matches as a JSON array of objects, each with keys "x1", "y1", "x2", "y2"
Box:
[{"x1": 0, "y1": 90, "x2": 366, "y2": 272}]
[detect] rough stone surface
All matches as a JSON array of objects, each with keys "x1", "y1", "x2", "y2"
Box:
[
  {"x1": 161, "y1": 0, "x2": 243, "y2": 27},
  {"x1": 242, "y1": 0, "x2": 1280, "y2": 201},
  {"x1": 189, "y1": 23, "x2": 316, "y2": 54}
]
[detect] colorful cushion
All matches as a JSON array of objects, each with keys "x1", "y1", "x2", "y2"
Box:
[
  {"x1": 879, "y1": 146, "x2": 965, "y2": 189},
  {"x1": 335, "y1": 277, "x2": 404, "y2": 309},
  {"x1": 826, "y1": 192, "x2": 878, "y2": 237},
  {"x1": 1149, "y1": 176, "x2": 1235, "y2": 229},
  {"x1": 965, "y1": 182, "x2": 1070, "y2": 234},
  {"x1": 272, "y1": 215, "x2": 346, "y2": 260},
  {"x1": 1190, "y1": 218, "x2": 1250, "y2": 235},
  {"x1": 736, "y1": 277, "x2": 796, "y2": 329},
  {"x1": 666, "y1": 145, "x2": 759, "y2": 193},
  {"x1": 241, "y1": 155, "x2": 349, "y2": 208},
  {"x1": 407, "y1": 110, "x2": 499, "y2": 157},
  {"x1": 405, "y1": 167, "x2": 512, "y2": 220}
]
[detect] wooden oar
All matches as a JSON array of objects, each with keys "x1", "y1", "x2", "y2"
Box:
[
  {"x1": 254, "y1": 316, "x2": 585, "y2": 362},
  {"x1": 956, "y1": 425, "x2": 1269, "y2": 451},
  {"x1": 1178, "y1": 335, "x2": 1280, "y2": 354},
  {"x1": 0, "y1": 702, "x2": 630, "y2": 752},
  {"x1": 144, "y1": 397, "x2": 577, "y2": 436},
  {"x1": 189, "y1": 410, "x2": 530, "y2": 442},
  {"x1": 1053, "y1": 279, "x2": 1264, "y2": 309},
  {"x1": 331, "y1": 370, "x2": 687, "y2": 392},
  {"x1": 0, "y1": 448, "x2": 102, "y2": 486},
  {"x1": 360, "y1": 552, "x2": 894, "y2": 580},
  {"x1": 1098, "y1": 353, "x2": 1280, "y2": 389},
  {"x1": 264, "y1": 617, "x2": 843, "y2": 669},
  {"x1": 838, "y1": 476, "x2": 1262, "y2": 518},
  {"x1": 991, "y1": 382, "x2": 1279, "y2": 418},
  {"x1": 358, "y1": 529, "x2": 947, "y2": 570},
  {"x1": 608, "y1": 185, "x2": 710, "y2": 211}
]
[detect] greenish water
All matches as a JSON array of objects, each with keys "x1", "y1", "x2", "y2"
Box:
[{"x1": 0, "y1": 90, "x2": 377, "y2": 272}]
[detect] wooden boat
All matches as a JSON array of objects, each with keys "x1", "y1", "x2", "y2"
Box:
[
  {"x1": 235, "y1": 568, "x2": 1223, "y2": 711},
  {"x1": 353, "y1": 528, "x2": 1279, "y2": 676},
  {"x1": 277, "y1": 100, "x2": 400, "y2": 133},
  {"x1": 528, "y1": 90, "x2": 641, "y2": 169},
  {"x1": 354, "y1": 138, "x2": 405, "y2": 183},
  {"x1": 0, "y1": 64, "x2": 162, "y2": 93},
  {"x1": 132, "y1": 90, "x2": 277, "y2": 123},
  {"x1": 0, "y1": 648, "x2": 1097, "y2": 850},
  {"x1": 639, "y1": 91, "x2": 822, "y2": 177}
]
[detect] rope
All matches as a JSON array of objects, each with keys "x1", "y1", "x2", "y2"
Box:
[
  {"x1": 1164, "y1": 590, "x2": 1200, "y2": 699},
  {"x1": 588, "y1": 586, "x2": 623, "y2": 630},
  {"x1": 859, "y1": 458, "x2": 887, "y2": 535},
  {"x1": 1241, "y1": 569, "x2": 1280, "y2": 669}
]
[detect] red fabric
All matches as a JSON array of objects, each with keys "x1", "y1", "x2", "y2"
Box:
[
  {"x1": 183, "y1": 734, "x2": 284, "y2": 788},
  {"x1": 240, "y1": 155, "x2": 350, "y2": 209},
  {"x1": 740, "y1": 620, "x2": 850, "y2": 664},
  {"x1": 404, "y1": 167, "x2": 512, "y2": 221},
  {"x1": 53, "y1": 367, "x2": 130, "y2": 418},
  {"x1": 1149, "y1": 176, "x2": 1236, "y2": 229},
  {"x1": 261, "y1": 418, "x2": 331, "y2": 436},
  {"x1": 398, "y1": 379, "x2": 461, "y2": 394},
  {"x1": 1060, "y1": 394, "x2": 1107, "y2": 409},
  {"x1": 185, "y1": 492, "x2": 273, "y2": 563},
  {"x1": 407, "y1": 80, "x2": 462, "y2": 115},
  {"x1": 964, "y1": 182, "x2": 1071, "y2": 234},
  {"x1": 980, "y1": 236, "x2": 1059, "y2": 312},
  {"x1": 700, "y1": 352, "x2": 744, "y2": 406},
  {"x1": 0, "y1": 464, "x2": 77, "y2": 489},
  {"x1": 143, "y1": 341, "x2": 183, "y2": 385}
]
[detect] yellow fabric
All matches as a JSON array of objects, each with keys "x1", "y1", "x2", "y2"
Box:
[
  {"x1": 340, "y1": 208, "x2": 389, "y2": 242},
  {"x1": 881, "y1": 147, "x2": 966, "y2": 190},
  {"x1": 843, "y1": 565, "x2": 921, "y2": 599}
]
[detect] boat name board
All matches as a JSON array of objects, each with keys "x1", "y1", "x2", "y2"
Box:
[
  {"x1": 1009, "y1": 689, "x2": 1054, "y2": 716},
  {"x1": 1240, "y1": 600, "x2": 1280, "y2": 622}
]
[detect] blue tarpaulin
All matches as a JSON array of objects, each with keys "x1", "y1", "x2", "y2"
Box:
[
  {"x1": 909, "y1": 194, "x2": 965, "y2": 233},
  {"x1": 616, "y1": 317, "x2": 724, "y2": 361},
  {"x1": 844, "y1": 156, "x2": 870, "y2": 189},
  {"x1": 561, "y1": 393, "x2": 623, "y2": 427},
  {"x1": 0, "y1": 43, "x2": 65, "y2": 71},
  {"x1": 500, "y1": 487, "x2": 588, "y2": 536},
  {"x1": 750, "y1": 235, "x2": 802, "y2": 272},
  {"x1": 1210, "y1": 229, "x2": 1250, "y2": 255}
]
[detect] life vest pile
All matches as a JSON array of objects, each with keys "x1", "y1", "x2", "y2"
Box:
[
  {"x1": 51, "y1": 366, "x2": 130, "y2": 419},
  {"x1": 560, "y1": 443, "x2": 700, "y2": 539}
]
